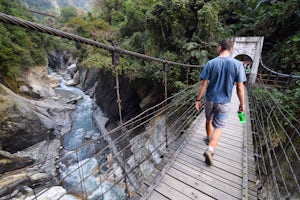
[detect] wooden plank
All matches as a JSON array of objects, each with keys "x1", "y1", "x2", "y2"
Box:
[
  {"x1": 188, "y1": 140, "x2": 243, "y2": 160},
  {"x1": 191, "y1": 134, "x2": 243, "y2": 151},
  {"x1": 192, "y1": 133, "x2": 243, "y2": 148},
  {"x1": 160, "y1": 174, "x2": 214, "y2": 200},
  {"x1": 185, "y1": 143, "x2": 243, "y2": 164},
  {"x1": 191, "y1": 135, "x2": 243, "y2": 149},
  {"x1": 184, "y1": 141, "x2": 243, "y2": 165},
  {"x1": 181, "y1": 148, "x2": 243, "y2": 173},
  {"x1": 146, "y1": 87, "x2": 258, "y2": 200},
  {"x1": 171, "y1": 161, "x2": 242, "y2": 198},
  {"x1": 174, "y1": 159, "x2": 241, "y2": 189},
  {"x1": 193, "y1": 127, "x2": 244, "y2": 140},
  {"x1": 153, "y1": 181, "x2": 192, "y2": 200},
  {"x1": 190, "y1": 136, "x2": 244, "y2": 153},
  {"x1": 177, "y1": 152, "x2": 243, "y2": 182},
  {"x1": 148, "y1": 190, "x2": 170, "y2": 200},
  {"x1": 166, "y1": 167, "x2": 239, "y2": 199}
]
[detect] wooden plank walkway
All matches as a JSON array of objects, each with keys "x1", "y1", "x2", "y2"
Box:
[{"x1": 146, "y1": 86, "x2": 257, "y2": 200}]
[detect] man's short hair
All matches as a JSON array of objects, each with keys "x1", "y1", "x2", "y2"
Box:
[{"x1": 218, "y1": 39, "x2": 233, "y2": 51}]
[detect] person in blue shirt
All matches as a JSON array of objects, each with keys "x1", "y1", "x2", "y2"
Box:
[{"x1": 195, "y1": 39, "x2": 247, "y2": 166}]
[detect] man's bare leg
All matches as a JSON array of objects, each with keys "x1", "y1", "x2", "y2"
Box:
[
  {"x1": 206, "y1": 120, "x2": 213, "y2": 139},
  {"x1": 209, "y1": 128, "x2": 223, "y2": 148},
  {"x1": 204, "y1": 127, "x2": 223, "y2": 166}
]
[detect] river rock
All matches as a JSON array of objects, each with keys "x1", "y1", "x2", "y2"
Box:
[
  {"x1": 0, "y1": 82, "x2": 76, "y2": 153},
  {"x1": 129, "y1": 114, "x2": 166, "y2": 177},
  {"x1": 13, "y1": 139, "x2": 61, "y2": 177},
  {"x1": 19, "y1": 85, "x2": 30, "y2": 93},
  {"x1": 79, "y1": 67, "x2": 100, "y2": 95},
  {"x1": 0, "y1": 172, "x2": 53, "y2": 198},
  {"x1": 0, "y1": 84, "x2": 54, "y2": 153},
  {"x1": 24, "y1": 186, "x2": 79, "y2": 200},
  {"x1": 65, "y1": 71, "x2": 80, "y2": 86},
  {"x1": 66, "y1": 63, "x2": 77, "y2": 76},
  {"x1": 22, "y1": 66, "x2": 56, "y2": 98},
  {"x1": 66, "y1": 95, "x2": 82, "y2": 104},
  {"x1": 48, "y1": 74, "x2": 60, "y2": 88},
  {"x1": 0, "y1": 150, "x2": 35, "y2": 174}
]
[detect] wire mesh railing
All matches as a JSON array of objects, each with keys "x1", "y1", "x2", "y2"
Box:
[
  {"x1": 257, "y1": 59, "x2": 300, "y2": 88},
  {"x1": 0, "y1": 82, "x2": 201, "y2": 200},
  {"x1": 248, "y1": 79, "x2": 300, "y2": 199}
]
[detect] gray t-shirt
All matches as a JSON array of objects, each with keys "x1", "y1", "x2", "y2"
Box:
[{"x1": 200, "y1": 56, "x2": 246, "y2": 103}]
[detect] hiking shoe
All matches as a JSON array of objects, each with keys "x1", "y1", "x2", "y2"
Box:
[
  {"x1": 203, "y1": 150, "x2": 214, "y2": 166},
  {"x1": 203, "y1": 137, "x2": 210, "y2": 145}
]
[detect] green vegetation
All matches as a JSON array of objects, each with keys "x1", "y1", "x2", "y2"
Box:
[
  {"x1": 0, "y1": 0, "x2": 299, "y2": 110},
  {"x1": 0, "y1": 0, "x2": 50, "y2": 82}
]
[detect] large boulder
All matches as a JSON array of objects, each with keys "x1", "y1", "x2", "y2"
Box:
[
  {"x1": 79, "y1": 67, "x2": 100, "y2": 95},
  {"x1": 0, "y1": 84, "x2": 67, "y2": 153},
  {"x1": 19, "y1": 66, "x2": 56, "y2": 98},
  {"x1": 0, "y1": 84, "x2": 54, "y2": 153},
  {"x1": 48, "y1": 74, "x2": 60, "y2": 88},
  {"x1": 65, "y1": 71, "x2": 80, "y2": 86}
]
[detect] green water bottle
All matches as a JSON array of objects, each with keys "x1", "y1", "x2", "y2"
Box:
[{"x1": 238, "y1": 111, "x2": 247, "y2": 123}]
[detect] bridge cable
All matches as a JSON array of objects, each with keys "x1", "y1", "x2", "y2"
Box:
[
  {"x1": 259, "y1": 58, "x2": 300, "y2": 79},
  {"x1": 0, "y1": 12, "x2": 201, "y2": 69}
]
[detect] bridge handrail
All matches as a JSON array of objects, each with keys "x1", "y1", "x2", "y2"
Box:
[
  {"x1": 0, "y1": 12, "x2": 200, "y2": 69},
  {"x1": 248, "y1": 79, "x2": 300, "y2": 199},
  {"x1": 260, "y1": 58, "x2": 300, "y2": 79}
]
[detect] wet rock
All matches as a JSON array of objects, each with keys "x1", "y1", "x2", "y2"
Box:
[
  {"x1": 65, "y1": 71, "x2": 80, "y2": 86},
  {"x1": 66, "y1": 95, "x2": 82, "y2": 104}
]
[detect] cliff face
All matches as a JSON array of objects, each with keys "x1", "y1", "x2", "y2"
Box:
[
  {"x1": 93, "y1": 70, "x2": 164, "y2": 128},
  {"x1": 0, "y1": 78, "x2": 54, "y2": 153}
]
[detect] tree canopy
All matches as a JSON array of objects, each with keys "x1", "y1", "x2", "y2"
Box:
[{"x1": 0, "y1": 0, "x2": 299, "y2": 91}]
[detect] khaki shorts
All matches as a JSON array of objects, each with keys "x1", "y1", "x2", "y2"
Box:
[{"x1": 205, "y1": 101, "x2": 230, "y2": 128}]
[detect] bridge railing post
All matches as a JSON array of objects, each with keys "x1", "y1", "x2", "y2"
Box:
[
  {"x1": 163, "y1": 59, "x2": 168, "y2": 149},
  {"x1": 111, "y1": 41, "x2": 130, "y2": 198}
]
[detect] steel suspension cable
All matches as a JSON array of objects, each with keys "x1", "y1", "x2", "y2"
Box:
[
  {"x1": 248, "y1": 79, "x2": 300, "y2": 198},
  {"x1": 255, "y1": 81, "x2": 300, "y2": 194},
  {"x1": 0, "y1": 12, "x2": 201, "y2": 69},
  {"x1": 259, "y1": 58, "x2": 300, "y2": 79}
]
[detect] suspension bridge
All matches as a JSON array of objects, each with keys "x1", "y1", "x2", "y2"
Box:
[{"x1": 0, "y1": 13, "x2": 299, "y2": 200}]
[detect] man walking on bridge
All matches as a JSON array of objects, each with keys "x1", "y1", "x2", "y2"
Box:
[{"x1": 195, "y1": 39, "x2": 246, "y2": 166}]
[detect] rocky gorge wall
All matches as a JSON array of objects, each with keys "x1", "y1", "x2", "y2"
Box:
[{"x1": 0, "y1": 50, "x2": 169, "y2": 199}]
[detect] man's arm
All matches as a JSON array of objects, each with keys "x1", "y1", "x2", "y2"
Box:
[
  {"x1": 236, "y1": 82, "x2": 245, "y2": 112},
  {"x1": 195, "y1": 80, "x2": 208, "y2": 111}
]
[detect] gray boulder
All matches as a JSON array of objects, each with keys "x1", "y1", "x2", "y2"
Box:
[{"x1": 0, "y1": 150, "x2": 34, "y2": 174}]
